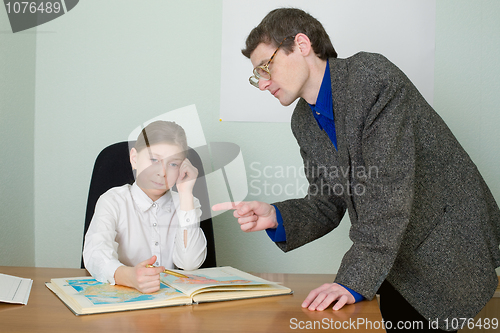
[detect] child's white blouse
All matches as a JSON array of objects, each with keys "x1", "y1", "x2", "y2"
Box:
[{"x1": 83, "y1": 183, "x2": 207, "y2": 284}]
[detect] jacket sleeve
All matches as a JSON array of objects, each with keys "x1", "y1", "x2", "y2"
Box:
[
  {"x1": 334, "y1": 53, "x2": 417, "y2": 300},
  {"x1": 272, "y1": 149, "x2": 347, "y2": 252}
]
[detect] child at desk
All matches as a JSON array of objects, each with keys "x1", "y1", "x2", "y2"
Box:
[{"x1": 83, "y1": 121, "x2": 207, "y2": 293}]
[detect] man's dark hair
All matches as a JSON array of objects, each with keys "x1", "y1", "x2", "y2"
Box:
[{"x1": 242, "y1": 8, "x2": 337, "y2": 60}]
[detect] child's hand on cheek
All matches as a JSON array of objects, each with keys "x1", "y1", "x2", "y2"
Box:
[
  {"x1": 175, "y1": 158, "x2": 198, "y2": 195},
  {"x1": 175, "y1": 158, "x2": 198, "y2": 211}
]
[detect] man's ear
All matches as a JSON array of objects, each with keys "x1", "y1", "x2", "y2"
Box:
[
  {"x1": 295, "y1": 33, "x2": 313, "y2": 56},
  {"x1": 130, "y1": 148, "x2": 138, "y2": 170}
]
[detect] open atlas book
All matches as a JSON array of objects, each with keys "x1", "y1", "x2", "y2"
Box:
[{"x1": 46, "y1": 266, "x2": 292, "y2": 315}]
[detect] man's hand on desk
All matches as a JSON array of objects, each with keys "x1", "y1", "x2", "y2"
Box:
[
  {"x1": 302, "y1": 283, "x2": 355, "y2": 311},
  {"x1": 212, "y1": 201, "x2": 278, "y2": 232}
]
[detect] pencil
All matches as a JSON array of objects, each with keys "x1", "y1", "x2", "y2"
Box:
[{"x1": 146, "y1": 264, "x2": 188, "y2": 278}]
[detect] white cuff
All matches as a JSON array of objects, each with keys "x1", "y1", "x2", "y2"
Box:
[{"x1": 177, "y1": 209, "x2": 199, "y2": 228}]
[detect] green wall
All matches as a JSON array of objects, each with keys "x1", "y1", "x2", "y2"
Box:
[
  {"x1": 0, "y1": 7, "x2": 35, "y2": 266},
  {"x1": 0, "y1": 1, "x2": 499, "y2": 276}
]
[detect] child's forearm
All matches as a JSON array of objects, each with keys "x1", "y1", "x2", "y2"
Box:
[
  {"x1": 178, "y1": 192, "x2": 194, "y2": 211},
  {"x1": 114, "y1": 265, "x2": 134, "y2": 288},
  {"x1": 173, "y1": 202, "x2": 206, "y2": 270},
  {"x1": 173, "y1": 228, "x2": 207, "y2": 270}
]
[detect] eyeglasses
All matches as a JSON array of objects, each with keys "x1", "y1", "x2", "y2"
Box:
[{"x1": 249, "y1": 35, "x2": 296, "y2": 88}]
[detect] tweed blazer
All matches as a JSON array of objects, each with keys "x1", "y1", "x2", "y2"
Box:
[{"x1": 273, "y1": 52, "x2": 500, "y2": 330}]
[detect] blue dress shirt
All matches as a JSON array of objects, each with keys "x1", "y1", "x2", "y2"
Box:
[
  {"x1": 309, "y1": 59, "x2": 337, "y2": 150},
  {"x1": 266, "y1": 60, "x2": 364, "y2": 303}
]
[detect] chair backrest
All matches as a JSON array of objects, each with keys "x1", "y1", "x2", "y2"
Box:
[{"x1": 81, "y1": 141, "x2": 216, "y2": 269}]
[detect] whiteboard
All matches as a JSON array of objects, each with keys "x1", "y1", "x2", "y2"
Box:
[{"x1": 220, "y1": 0, "x2": 436, "y2": 122}]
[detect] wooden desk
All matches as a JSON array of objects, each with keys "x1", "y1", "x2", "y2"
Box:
[{"x1": 0, "y1": 266, "x2": 383, "y2": 332}]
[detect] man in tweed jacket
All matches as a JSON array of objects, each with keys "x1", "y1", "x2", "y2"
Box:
[{"x1": 213, "y1": 8, "x2": 500, "y2": 331}]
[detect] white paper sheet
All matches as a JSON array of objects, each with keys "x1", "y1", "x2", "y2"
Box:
[{"x1": 0, "y1": 273, "x2": 33, "y2": 305}]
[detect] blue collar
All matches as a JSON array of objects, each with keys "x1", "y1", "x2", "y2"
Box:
[{"x1": 308, "y1": 59, "x2": 333, "y2": 120}]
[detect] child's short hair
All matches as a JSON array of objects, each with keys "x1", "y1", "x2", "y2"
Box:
[{"x1": 135, "y1": 121, "x2": 188, "y2": 156}]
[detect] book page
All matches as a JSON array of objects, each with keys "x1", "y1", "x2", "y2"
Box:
[
  {"x1": 161, "y1": 266, "x2": 281, "y2": 297},
  {"x1": 48, "y1": 277, "x2": 192, "y2": 315},
  {"x1": 193, "y1": 284, "x2": 292, "y2": 303}
]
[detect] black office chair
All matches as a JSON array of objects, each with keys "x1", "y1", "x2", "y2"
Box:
[{"x1": 81, "y1": 141, "x2": 216, "y2": 269}]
